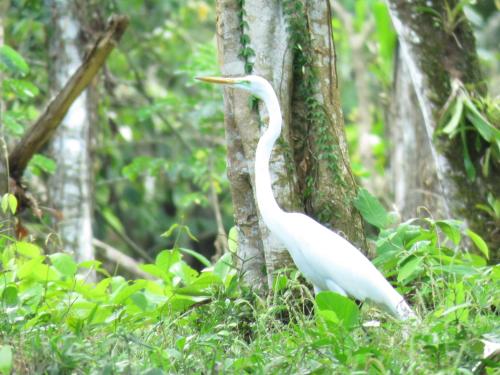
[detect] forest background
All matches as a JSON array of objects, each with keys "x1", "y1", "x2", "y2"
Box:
[{"x1": 0, "y1": 0, "x2": 499, "y2": 373}]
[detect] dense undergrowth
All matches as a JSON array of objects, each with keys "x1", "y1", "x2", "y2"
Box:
[{"x1": 0, "y1": 207, "x2": 498, "y2": 374}]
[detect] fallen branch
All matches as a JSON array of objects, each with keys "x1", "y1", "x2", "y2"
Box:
[
  {"x1": 93, "y1": 238, "x2": 154, "y2": 280},
  {"x1": 8, "y1": 14, "x2": 129, "y2": 180}
]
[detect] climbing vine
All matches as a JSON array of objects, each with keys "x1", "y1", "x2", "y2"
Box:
[
  {"x1": 282, "y1": 0, "x2": 345, "y2": 222},
  {"x1": 236, "y1": 0, "x2": 254, "y2": 74}
]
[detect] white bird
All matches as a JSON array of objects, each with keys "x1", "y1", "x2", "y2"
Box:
[{"x1": 197, "y1": 75, "x2": 416, "y2": 320}]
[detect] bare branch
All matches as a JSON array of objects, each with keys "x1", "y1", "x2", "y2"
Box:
[
  {"x1": 93, "y1": 238, "x2": 154, "y2": 280},
  {"x1": 8, "y1": 15, "x2": 129, "y2": 180}
]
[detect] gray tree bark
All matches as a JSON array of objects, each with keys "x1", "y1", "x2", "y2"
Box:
[
  {"x1": 0, "y1": 0, "x2": 10, "y2": 196},
  {"x1": 389, "y1": 49, "x2": 448, "y2": 220},
  {"x1": 215, "y1": 0, "x2": 365, "y2": 289},
  {"x1": 386, "y1": 0, "x2": 499, "y2": 257},
  {"x1": 48, "y1": 0, "x2": 95, "y2": 265}
]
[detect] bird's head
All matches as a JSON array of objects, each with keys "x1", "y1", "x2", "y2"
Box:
[{"x1": 196, "y1": 75, "x2": 271, "y2": 99}]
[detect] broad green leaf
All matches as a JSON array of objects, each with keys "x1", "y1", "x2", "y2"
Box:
[
  {"x1": 13, "y1": 242, "x2": 41, "y2": 258},
  {"x1": 111, "y1": 280, "x2": 147, "y2": 304},
  {"x1": 0, "y1": 45, "x2": 29, "y2": 75},
  {"x1": 139, "y1": 264, "x2": 168, "y2": 280},
  {"x1": 0, "y1": 345, "x2": 13, "y2": 375},
  {"x1": 49, "y1": 253, "x2": 78, "y2": 277},
  {"x1": 156, "y1": 249, "x2": 182, "y2": 271},
  {"x1": 466, "y1": 229, "x2": 489, "y2": 259},
  {"x1": 7, "y1": 194, "x2": 17, "y2": 214},
  {"x1": 436, "y1": 220, "x2": 461, "y2": 245},
  {"x1": 397, "y1": 257, "x2": 422, "y2": 283},
  {"x1": 316, "y1": 291, "x2": 359, "y2": 330},
  {"x1": 170, "y1": 261, "x2": 198, "y2": 285},
  {"x1": 179, "y1": 247, "x2": 211, "y2": 267},
  {"x1": 130, "y1": 292, "x2": 148, "y2": 311},
  {"x1": 18, "y1": 260, "x2": 59, "y2": 281},
  {"x1": 353, "y1": 188, "x2": 391, "y2": 229},
  {"x1": 2, "y1": 285, "x2": 18, "y2": 306},
  {"x1": 213, "y1": 252, "x2": 233, "y2": 282}
]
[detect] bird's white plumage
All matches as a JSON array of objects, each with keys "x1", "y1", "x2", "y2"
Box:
[{"x1": 197, "y1": 75, "x2": 416, "y2": 320}]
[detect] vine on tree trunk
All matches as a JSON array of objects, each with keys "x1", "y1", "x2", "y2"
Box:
[{"x1": 282, "y1": 0, "x2": 345, "y2": 223}]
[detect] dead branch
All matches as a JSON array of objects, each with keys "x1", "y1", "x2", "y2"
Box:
[
  {"x1": 93, "y1": 238, "x2": 154, "y2": 280},
  {"x1": 8, "y1": 14, "x2": 129, "y2": 180}
]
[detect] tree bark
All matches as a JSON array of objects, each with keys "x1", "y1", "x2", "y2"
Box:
[
  {"x1": 0, "y1": 0, "x2": 10, "y2": 195},
  {"x1": 389, "y1": 49, "x2": 448, "y2": 219},
  {"x1": 215, "y1": 0, "x2": 365, "y2": 289},
  {"x1": 47, "y1": 0, "x2": 95, "y2": 265},
  {"x1": 386, "y1": 0, "x2": 499, "y2": 256}
]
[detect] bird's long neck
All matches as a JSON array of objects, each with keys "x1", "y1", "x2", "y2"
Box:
[{"x1": 255, "y1": 90, "x2": 285, "y2": 228}]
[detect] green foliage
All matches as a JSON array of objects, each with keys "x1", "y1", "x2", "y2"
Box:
[
  {"x1": 1, "y1": 194, "x2": 17, "y2": 215},
  {"x1": 282, "y1": 0, "x2": 345, "y2": 222},
  {"x1": 438, "y1": 79, "x2": 500, "y2": 180},
  {"x1": 0, "y1": 238, "x2": 237, "y2": 336},
  {"x1": 236, "y1": 0, "x2": 254, "y2": 74},
  {"x1": 316, "y1": 291, "x2": 360, "y2": 331},
  {"x1": 2, "y1": 230, "x2": 497, "y2": 373},
  {"x1": 353, "y1": 188, "x2": 395, "y2": 229},
  {"x1": 0, "y1": 346, "x2": 12, "y2": 375}
]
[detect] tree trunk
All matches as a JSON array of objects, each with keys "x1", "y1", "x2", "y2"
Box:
[
  {"x1": 386, "y1": 0, "x2": 499, "y2": 257},
  {"x1": 48, "y1": 0, "x2": 95, "y2": 265},
  {"x1": 215, "y1": 0, "x2": 365, "y2": 289},
  {"x1": 0, "y1": 0, "x2": 10, "y2": 195},
  {"x1": 389, "y1": 49, "x2": 448, "y2": 219}
]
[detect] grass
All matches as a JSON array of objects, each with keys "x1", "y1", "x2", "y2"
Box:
[{"x1": 1, "y1": 218, "x2": 498, "y2": 374}]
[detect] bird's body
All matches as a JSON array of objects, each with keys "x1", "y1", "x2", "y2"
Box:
[{"x1": 197, "y1": 75, "x2": 415, "y2": 320}]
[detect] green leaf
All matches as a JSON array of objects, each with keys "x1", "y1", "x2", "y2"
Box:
[
  {"x1": 2, "y1": 286, "x2": 19, "y2": 306},
  {"x1": 3, "y1": 78, "x2": 39, "y2": 99},
  {"x1": 0, "y1": 45, "x2": 29, "y2": 75},
  {"x1": 466, "y1": 229, "x2": 489, "y2": 259},
  {"x1": 353, "y1": 188, "x2": 391, "y2": 229},
  {"x1": 1, "y1": 194, "x2": 8, "y2": 213},
  {"x1": 0, "y1": 345, "x2": 13, "y2": 375},
  {"x1": 315, "y1": 291, "x2": 359, "y2": 330},
  {"x1": 13, "y1": 242, "x2": 41, "y2": 258},
  {"x1": 130, "y1": 292, "x2": 148, "y2": 311},
  {"x1": 7, "y1": 194, "x2": 17, "y2": 214},
  {"x1": 464, "y1": 98, "x2": 500, "y2": 142},
  {"x1": 179, "y1": 247, "x2": 211, "y2": 267},
  {"x1": 161, "y1": 223, "x2": 179, "y2": 238},
  {"x1": 436, "y1": 220, "x2": 461, "y2": 245},
  {"x1": 49, "y1": 253, "x2": 78, "y2": 277},
  {"x1": 213, "y1": 252, "x2": 233, "y2": 282},
  {"x1": 441, "y1": 96, "x2": 463, "y2": 136},
  {"x1": 397, "y1": 257, "x2": 422, "y2": 283},
  {"x1": 3, "y1": 112, "x2": 24, "y2": 136},
  {"x1": 0, "y1": 193, "x2": 16, "y2": 214},
  {"x1": 29, "y1": 154, "x2": 57, "y2": 174},
  {"x1": 111, "y1": 280, "x2": 147, "y2": 304},
  {"x1": 156, "y1": 249, "x2": 182, "y2": 271},
  {"x1": 102, "y1": 208, "x2": 125, "y2": 233},
  {"x1": 228, "y1": 226, "x2": 238, "y2": 253}
]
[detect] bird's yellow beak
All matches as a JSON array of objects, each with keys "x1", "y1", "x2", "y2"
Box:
[{"x1": 195, "y1": 76, "x2": 239, "y2": 85}]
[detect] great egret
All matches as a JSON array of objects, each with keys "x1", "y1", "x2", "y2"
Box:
[{"x1": 197, "y1": 75, "x2": 416, "y2": 320}]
